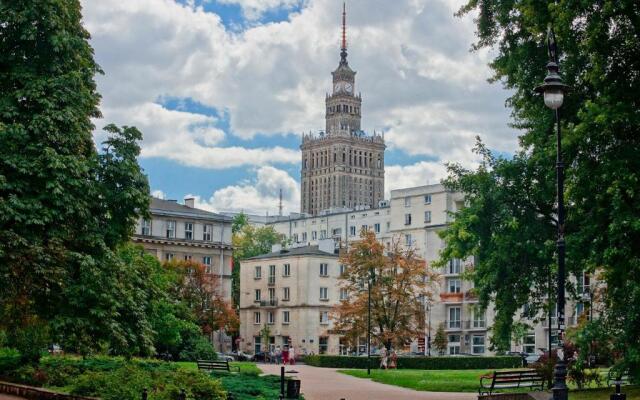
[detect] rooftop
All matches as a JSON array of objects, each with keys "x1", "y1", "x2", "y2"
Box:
[
  {"x1": 247, "y1": 245, "x2": 339, "y2": 260},
  {"x1": 150, "y1": 197, "x2": 232, "y2": 222}
]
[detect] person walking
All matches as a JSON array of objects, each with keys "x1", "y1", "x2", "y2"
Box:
[
  {"x1": 379, "y1": 346, "x2": 388, "y2": 369},
  {"x1": 389, "y1": 349, "x2": 398, "y2": 369},
  {"x1": 282, "y1": 345, "x2": 290, "y2": 366},
  {"x1": 275, "y1": 346, "x2": 282, "y2": 365},
  {"x1": 289, "y1": 346, "x2": 295, "y2": 365}
]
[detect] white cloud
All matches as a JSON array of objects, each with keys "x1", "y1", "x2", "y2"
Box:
[
  {"x1": 82, "y1": 0, "x2": 517, "y2": 170},
  {"x1": 151, "y1": 189, "x2": 167, "y2": 199},
  {"x1": 385, "y1": 161, "x2": 449, "y2": 199},
  {"x1": 187, "y1": 166, "x2": 300, "y2": 215}
]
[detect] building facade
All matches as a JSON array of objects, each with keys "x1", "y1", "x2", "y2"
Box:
[
  {"x1": 264, "y1": 184, "x2": 590, "y2": 356},
  {"x1": 238, "y1": 242, "x2": 344, "y2": 356},
  {"x1": 132, "y1": 197, "x2": 234, "y2": 352},
  {"x1": 300, "y1": 6, "x2": 385, "y2": 215}
]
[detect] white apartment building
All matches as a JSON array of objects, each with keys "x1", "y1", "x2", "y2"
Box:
[
  {"x1": 133, "y1": 197, "x2": 234, "y2": 352},
  {"x1": 238, "y1": 241, "x2": 344, "y2": 355},
  {"x1": 263, "y1": 183, "x2": 589, "y2": 356}
]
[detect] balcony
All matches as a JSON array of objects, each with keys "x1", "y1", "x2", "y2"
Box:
[
  {"x1": 268, "y1": 276, "x2": 276, "y2": 286},
  {"x1": 446, "y1": 320, "x2": 462, "y2": 330},
  {"x1": 440, "y1": 292, "x2": 464, "y2": 303},
  {"x1": 259, "y1": 299, "x2": 278, "y2": 307},
  {"x1": 464, "y1": 320, "x2": 486, "y2": 330}
]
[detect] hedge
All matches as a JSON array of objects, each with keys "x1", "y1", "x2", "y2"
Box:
[{"x1": 304, "y1": 355, "x2": 522, "y2": 370}]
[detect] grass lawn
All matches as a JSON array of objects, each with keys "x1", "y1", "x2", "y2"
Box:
[
  {"x1": 339, "y1": 369, "x2": 640, "y2": 399},
  {"x1": 175, "y1": 360, "x2": 262, "y2": 375}
]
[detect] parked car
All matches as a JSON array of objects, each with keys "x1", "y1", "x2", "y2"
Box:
[
  {"x1": 231, "y1": 351, "x2": 251, "y2": 361},
  {"x1": 251, "y1": 351, "x2": 272, "y2": 363},
  {"x1": 218, "y1": 354, "x2": 234, "y2": 362}
]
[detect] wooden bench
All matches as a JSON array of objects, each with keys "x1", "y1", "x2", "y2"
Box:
[
  {"x1": 607, "y1": 368, "x2": 631, "y2": 387},
  {"x1": 196, "y1": 359, "x2": 240, "y2": 373},
  {"x1": 479, "y1": 369, "x2": 545, "y2": 395}
]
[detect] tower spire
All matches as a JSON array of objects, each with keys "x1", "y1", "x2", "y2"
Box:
[{"x1": 340, "y1": 2, "x2": 348, "y2": 65}]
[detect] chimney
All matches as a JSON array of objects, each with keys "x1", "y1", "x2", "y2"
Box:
[{"x1": 184, "y1": 198, "x2": 195, "y2": 208}]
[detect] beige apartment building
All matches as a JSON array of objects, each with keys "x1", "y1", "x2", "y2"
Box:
[
  {"x1": 238, "y1": 241, "x2": 346, "y2": 355},
  {"x1": 133, "y1": 197, "x2": 234, "y2": 352},
  {"x1": 263, "y1": 183, "x2": 592, "y2": 356}
]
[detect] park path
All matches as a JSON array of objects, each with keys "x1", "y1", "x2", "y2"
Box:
[{"x1": 258, "y1": 363, "x2": 477, "y2": 400}]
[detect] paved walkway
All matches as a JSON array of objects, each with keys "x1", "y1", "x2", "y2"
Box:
[
  {"x1": 258, "y1": 364, "x2": 477, "y2": 400},
  {"x1": 0, "y1": 395, "x2": 26, "y2": 400}
]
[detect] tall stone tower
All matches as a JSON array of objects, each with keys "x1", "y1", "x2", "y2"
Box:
[{"x1": 300, "y1": 4, "x2": 385, "y2": 215}]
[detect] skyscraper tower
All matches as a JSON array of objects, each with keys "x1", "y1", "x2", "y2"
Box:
[{"x1": 300, "y1": 3, "x2": 385, "y2": 215}]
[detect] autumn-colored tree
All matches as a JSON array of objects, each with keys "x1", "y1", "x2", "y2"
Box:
[
  {"x1": 333, "y1": 230, "x2": 437, "y2": 350},
  {"x1": 164, "y1": 260, "x2": 239, "y2": 336},
  {"x1": 433, "y1": 323, "x2": 447, "y2": 356}
]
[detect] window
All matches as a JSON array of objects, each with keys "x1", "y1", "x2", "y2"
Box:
[
  {"x1": 185, "y1": 222, "x2": 193, "y2": 240},
  {"x1": 203, "y1": 224, "x2": 212, "y2": 241},
  {"x1": 448, "y1": 334, "x2": 461, "y2": 355},
  {"x1": 386, "y1": 222, "x2": 391, "y2": 232},
  {"x1": 424, "y1": 194, "x2": 432, "y2": 204},
  {"x1": 320, "y1": 287, "x2": 329, "y2": 301},
  {"x1": 320, "y1": 311, "x2": 329, "y2": 324},
  {"x1": 332, "y1": 228, "x2": 341, "y2": 237},
  {"x1": 404, "y1": 213, "x2": 412, "y2": 225},
  {"x1": 523, "y1": 333, "x2": 536, "y2": 354},
  {"x1": 283, "y1": 264, "x2": 291, "y2": 277},
  {"x1": 166, "y1": 220, "x2": 176, "y2": 238},
  {"x1": 448, "y1": 307, "x2": 461, "y2": 329},
  {"x1": 339, "y1": 264, "x2": 346, "y2": 276},
  {"x1": 405, "y1": 234, "x2": 412, "y2": 246},
  {"x1": 447, "y1": 278, "x2": 461, "y2": 293},
  {"x1": 320, "y1": 230, "x2": 327, "y2": 239},
  {"x1": 293, "y1": 233, "x2": 299, "y2": 243},
  {"x1": 320, "y1": 263, "x2": 329, "y2": 277},
  {"x1": 424, "y1": 211, "x2": 431, "y2": 223},
  {"x1": 319, "y1": 337, "x2": 329, "y2": 354},
  {"x1": 165, "y1": 253, "x2": 174, "y2": 261},
  {"x1": 203, "y1": 256, "x2": 212, "y2": 273},
  {"x1": 302, "y1": 232, "x2": 307, "y2": 242},
  {"x1": 184, "y1": 255, "x2": 192, "y2": 261},
  {"x1": 350, "y1": 226, "x2": 356, "y2": 236},
  {"x1": 141, "y1": 220, "x2": 151, "y2": 236},
  {"x1": 268, "y1": 288, "x2": 276, "y2": 301},
  {"x1": 472, "y1": 335, "x2": 485, "y2": 354},
  {"x1": 374, "y1": 223, "x2": 380, "y2": 233},
  {"x1": 448, "y1": 259, "x2": 462, "y2": 274},
  {"x1": 312, "y1": 231, "x2": 317, "y2": 240},
  {"x1": 254, "y1": 312, "x2": 261, "y2": 324},
  {"x1": 265, "y1": 311, "x2": 274, "y2": 325},
  {"x1": 283, "y1": 311, "x2": 290, "y2": 324},
  {"x1": 268, "y1": 265, "x2": 276, "y2": 285},
  {"x1": 404, "y1": 197, "x2": 411, "y2": 207},
  {"x1": 340, "y1": 288, "x2": 348, "y2": 300},
  {"x1": 473, "y1": 307, "x2": 486, "y2": 328},
  {"x1": 255, "y1": 266, "x2": 262, "y2": 279},
  {"x1": 254, "y1": 289, "x2": 261, "y2": 302},
  {"x1": 283, "y1": 287, "x2": 290, "y2": 301}
]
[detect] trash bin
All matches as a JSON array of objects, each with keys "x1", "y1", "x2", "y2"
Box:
[{"x1": 286, "y1": 379, "x2": 301, "y2": 399}]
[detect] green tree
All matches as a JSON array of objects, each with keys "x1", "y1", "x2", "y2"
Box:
[
  {"x1": 0, "y1": 0, "x2": 149, "y2": 358},
  {"x1": 433, "y1": 323, "x2": 447, "y2": 356},
  {"x1": 442, "y1": 0, "x2": 640, "y2": 372},
  {"x1": 231, "y1": 213, "x2": 282, "y2": 308}
]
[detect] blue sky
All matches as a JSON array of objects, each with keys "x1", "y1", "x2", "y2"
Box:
[{"x1": 83, "y1": 0, "x2": 517, "y2": 214}]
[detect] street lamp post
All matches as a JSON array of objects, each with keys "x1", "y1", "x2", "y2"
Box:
[
  {"x1": 426, "y1": 301, "x2": 432, "y2": 357},
  {"x1": 534, "y1": 26, "x2": 570, "y2": 400},
  {"x1": 367, "y1": 269, "x2": 372, "y2": 376}
]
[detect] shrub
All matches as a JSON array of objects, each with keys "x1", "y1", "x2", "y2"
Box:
[
  {"x1": 178, "y1": 336, "x2": 217, "y2": 361},
  {"x1": 304, "y1": 355, "x2": 522, "y2": 370},
  {"x1": 0, "y1": 348, "x2": 22, "y2": 374},
  {"x1": 218, "y1": 373, "x2": 283, "y2": 400}
]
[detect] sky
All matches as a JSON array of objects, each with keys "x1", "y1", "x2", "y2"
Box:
[{"x1": 81, "y1": 0, "x2": 518, "y2": 215}]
